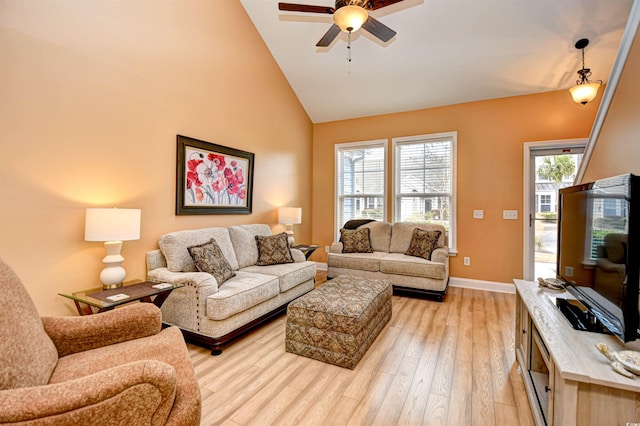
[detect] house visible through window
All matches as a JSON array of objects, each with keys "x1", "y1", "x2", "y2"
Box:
[
  {"x1": 335, "y1": 140, "x2": 386, "y2": 239},
  {"x1": 392, "y1": 132, "x2": 457, "y2": 253},
  {"x1": 539, "y1": 194, "x2": 552, "y2": 212}
]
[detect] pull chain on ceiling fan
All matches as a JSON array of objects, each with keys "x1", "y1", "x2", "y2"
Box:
[{"x1": 278, "y1": 0, "x2": 402, "y2": 53}]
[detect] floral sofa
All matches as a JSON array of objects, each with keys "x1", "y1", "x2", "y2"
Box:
[
  {"x1": 146, "y1": 224, "x2": 316, "y2": 354},
  {"x1": 327, "y1": 221, "x2": 449, "y2": 301}
]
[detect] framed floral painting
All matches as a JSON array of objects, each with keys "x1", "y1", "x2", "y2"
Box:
[{"x1": 176, "y1": 135, "x2": 254, "y2": 215}]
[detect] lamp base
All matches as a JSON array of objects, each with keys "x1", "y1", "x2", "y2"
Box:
[
  {"x1": 99, "y1": 241, "x2": 126, "y2": 290},
  {"x1": 285, "y1": 229, "x2": 295, "y2": 247},
  {"x1": 102, "y1": 282, "x2": 124, "y2": 290}
]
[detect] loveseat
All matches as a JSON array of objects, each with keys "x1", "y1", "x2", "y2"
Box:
[
  {"x1": 327, "y1": 221, "x2": 449, "y2": 301},
  {"x1": 146, "y1": 224, "x2": 316, "y2": 354}
]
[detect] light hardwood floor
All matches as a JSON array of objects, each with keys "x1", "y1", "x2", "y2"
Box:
[{"x1": 187, "y1": 272, "x2": 536, "y2": 425}]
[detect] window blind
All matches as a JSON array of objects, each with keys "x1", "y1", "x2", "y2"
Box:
[
  {"x1": 393, "y1": 133, "x2": 457, "y2": 252},
  {"x1": 336, "y1": 142, "x2": 386, "y2": 236}
]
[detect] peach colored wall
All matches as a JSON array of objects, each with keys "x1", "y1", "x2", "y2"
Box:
[
  {"x1": 312, "y1": 90, "x2": 601, "y2": 283},
  {"x1": 582, "y1": 29, "x2": 640, "y2": 182},
  {"x1": 0, "y1": 1, "x2": 312, "y2": 315}
]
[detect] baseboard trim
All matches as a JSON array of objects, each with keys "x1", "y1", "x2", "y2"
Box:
[{"x1": 449, "y1": 276, "x2": 515, "y2": 294}]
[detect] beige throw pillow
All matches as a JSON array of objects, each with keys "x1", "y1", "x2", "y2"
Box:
[
  {"x1": 187, "y1": 238, "x2": 235, "y2": 285},
  {"x1": 255, "y1": 233, "x2": 294, "y2": 266},
  {"x1": 405, "y1": 228, "x2": 442, "y2": 260},
  {"x1": 340, "y1": 228, "x2": 373, "y2": 253}
]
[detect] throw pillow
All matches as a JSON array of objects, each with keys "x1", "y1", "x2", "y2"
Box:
[
  {"x1": 340, "y1": 228, "x2": 373, "y2": 253},
  {"x1": 405, "y1": 228, "x2": 442, "y2": 260},
  {"x1": 187, "y1": 238, "x2": 235, "y2": 285},
  {"x1": 255, "y1": 233, "x2": 294, "y2": 266}
]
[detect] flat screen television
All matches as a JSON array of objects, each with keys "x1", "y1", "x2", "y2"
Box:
[{"x1": 556, "y1": 173, "x2": 640, "y2": 342}]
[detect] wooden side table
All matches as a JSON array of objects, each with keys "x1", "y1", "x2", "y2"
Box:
[
  {"x1": 58, "y1": 280, "x2": 183, "y2": 315},
  {"x1": 292, "y1": 244, "x2": 322, "y2": 260}
]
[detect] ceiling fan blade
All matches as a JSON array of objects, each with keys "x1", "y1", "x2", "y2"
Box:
[
  {"x1": 278, "y1": 3, "x2": 335, "y2": 14},
  {"x1": 316, "y1": 24, "x2": 341, "y2": 47},
  {"x1": 364, "y1": 0, "x2": 405, "y2": 11},
  {"x1": 362, "y1": 16, "x2": 396, "y2": 42}
]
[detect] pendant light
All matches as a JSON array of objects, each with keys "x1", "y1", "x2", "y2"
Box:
[{"x1": 569, "y1": 38, "x2": 602, "y2": 105}]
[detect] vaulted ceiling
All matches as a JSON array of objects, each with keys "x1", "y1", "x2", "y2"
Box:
[{"x1": 241, "y1": 0, "x2": 633, "y2": 123}]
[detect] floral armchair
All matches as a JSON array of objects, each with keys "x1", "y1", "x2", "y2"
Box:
[{"x1": 0, "y1": 257, "x2": 201, "y2": 425}]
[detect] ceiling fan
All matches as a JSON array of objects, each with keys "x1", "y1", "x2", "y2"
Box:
[{"x1": 278, "y1": 0, "x2": 403, "y2": 47}]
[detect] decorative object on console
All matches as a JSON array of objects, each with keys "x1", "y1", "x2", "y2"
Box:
[
  {"x1": 569, "y1": 38, "x2": 603, "y2": 105},
  {"x1": 537, "y1": 276, "x2": 565, "y2": 291},
  {"x1": 176, "y1": 134, "x2": 254, "y2": 215},
  {"x1": 85, "y1": 208, "x2": 141, "y2": 290},
  {"x1": 596, "y1": 343, "x2": 640, "y2": 378},
  {"x1": 278, "y1": 206, "x2": 302, "y2": 246}
]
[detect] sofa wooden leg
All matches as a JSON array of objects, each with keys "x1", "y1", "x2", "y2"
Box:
[{"x1": 211, "y1": 347, "x2": 222, "y2": 356}]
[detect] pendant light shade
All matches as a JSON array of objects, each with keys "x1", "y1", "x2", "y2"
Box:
[{"x1": 569, "y1": 81, "x2": 601, "y2": 105}]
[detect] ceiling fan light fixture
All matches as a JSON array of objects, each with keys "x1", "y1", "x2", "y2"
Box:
[
  {"x1": 333, "y1": 5, "x2": 368, "y2": 32},
  {"x1": 569, "y1": 38, "x2": 602, "y2": 105}
]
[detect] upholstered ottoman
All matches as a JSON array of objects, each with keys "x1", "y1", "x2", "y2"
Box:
[{"x1": 285, "y1": 275, "x2": 392, "y2": 369}]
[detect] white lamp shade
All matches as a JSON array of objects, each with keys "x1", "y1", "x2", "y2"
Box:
[
  {"x1": 569, "y1": 82, "x2": 601, "y2": 105},
  {"x1": 85, "y1": 208, "x2": 141, "y2": 242},
  {"x1": 278, "y1": 207, "x2": 302, "y2": 225},
  {"x1": 333, "y1": 5, "x2": 368, "y2": 32}
]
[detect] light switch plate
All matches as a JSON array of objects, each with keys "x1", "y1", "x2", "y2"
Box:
[
  {"x1": 473, "y1": 210, "x2": 484, "y2": 219},
  {"x1": 503, "y1": 210, "x2": 518, "y2": 220}
]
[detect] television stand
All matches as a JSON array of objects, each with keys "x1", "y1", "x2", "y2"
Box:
[{"x1": 514, "y1": 279, "x2": 640, "y2": 426}]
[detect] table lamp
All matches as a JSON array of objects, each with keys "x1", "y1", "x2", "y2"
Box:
[
  {"x1": 278, "y1": 207, "x2": 301, "y2": 246},
  {"x1": 85, "y1": 208, "x2": 141, "y2": 289}
]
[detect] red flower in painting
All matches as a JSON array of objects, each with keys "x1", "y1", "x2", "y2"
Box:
[
  {"x1": 186, "y1": 159, "x2": 203, "y2": 189},
  {"x1": 208, "y1": 154, "x2": 226, "y2": 171},
  {"x1": 195, "y1": 187, "x2": 204, "y2": 201},
  {"x1": 231, "y1": 160, "x2": 237, "y2": 168},
  {"x1": 188, "y1": 159, "x2": 203, "y2": 172},
  {"x1": 237, "y1": 188, "x2": 246, "y2": 200},
  {"x1": 212, "y1": 174, "x2": 225, "y2": 193},
  {"x1": 235, "y1": 168, "x2": 244, "y2": 184},
  {"x1": 227, "y1": 175, "x2": 239, "y2": 195}
]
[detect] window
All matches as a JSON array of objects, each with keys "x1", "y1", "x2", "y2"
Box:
[
  {"x1": 539, "y1": 194, "x2": 552, "y2": 212},
  {"x1": 335, "y1": 140, "x2": 387, "y2": 238},
  {"x1": 393, "y1": 132, "x2": 457, "y2": 253}
]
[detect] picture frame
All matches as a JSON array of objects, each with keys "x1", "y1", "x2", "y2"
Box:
[{"x1": 176, "y1": 135, "x2": 254, "y2": 215}]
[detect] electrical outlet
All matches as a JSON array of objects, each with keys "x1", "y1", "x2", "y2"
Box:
[
  {"x1": 503, "y1": 210, "x2": 518, "y2": 220},
  {"x1": 565, "y1": 266, "x2": 574, "y2": 277},
  {"x1": 463, "y1": 257, "x2": 470, "y2": 266},
  {"x1": 473, "y1": 210, "x2": 484, "y2": 219},
  {"x1": 325, "y1": 245, "x2": 330, "y2": 253}
]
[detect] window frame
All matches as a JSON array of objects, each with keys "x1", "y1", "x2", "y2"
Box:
[
  {"x1": 391, "y1": 132, "x2": 457, "y2": 254},
  {"x1": 334, "y1": 139, "x2": 388, "y2": 240}
]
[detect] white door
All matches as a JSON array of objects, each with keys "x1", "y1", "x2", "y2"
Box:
[{"x1": 523, "y1": 141, "x2": 585, "y2": 281}]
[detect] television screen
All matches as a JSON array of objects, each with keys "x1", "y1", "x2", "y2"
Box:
[{"x1": 556, "y1": 173, "x2": 639, "y2": 342}]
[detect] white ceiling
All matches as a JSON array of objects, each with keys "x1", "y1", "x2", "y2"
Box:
[{"x1": 240, "y1": 0, "x2": 633, "y2": 123}]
